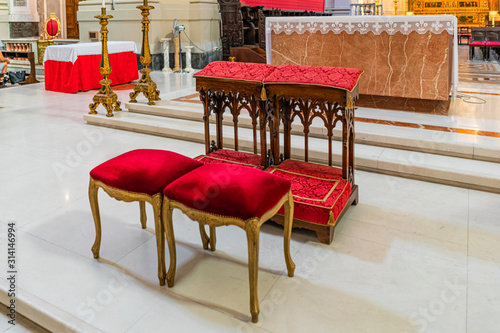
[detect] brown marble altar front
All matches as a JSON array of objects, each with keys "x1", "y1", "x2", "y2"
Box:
[
  {"x1": 271, "y1": 30, "x2": 452, "y2": 101},
  {"x1": 266, "y1": 15, "x2": 458, "y2": 109}
]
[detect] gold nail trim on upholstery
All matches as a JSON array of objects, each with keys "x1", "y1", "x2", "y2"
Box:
[
  {"x1": 268, "y1": 168, "x2": 340, "y2": 203},
  {"x1": 263, "y1": 72, "x2": 364, "y2": 93},
  {"x1": 196, "y1": 155, "x2": 260, "y2": 168},
  {"x1": 194, "y1": 75, "x2": 263, "y2": 85},
  {"x1": 162, "y1": 190, "x2": 295, "y2": 323},
  {"x1": 272, "y1": 183, "x2": 349, "y2": 226}
]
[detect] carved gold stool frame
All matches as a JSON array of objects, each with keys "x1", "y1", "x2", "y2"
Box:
[
  {"x1": 162, "y1": 190, "x2": 296, "y2": 323},
  {"x1": 88, "y1": 177, "x2": 166, "y2": 285},
  {"x1": 89, "y1": 7, "x2": 122, "y2": 117},
  {"x1": 129, "y1": 0, "x2": 161, "y2": 105}
]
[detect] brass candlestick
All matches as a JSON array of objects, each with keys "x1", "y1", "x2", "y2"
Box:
[
  {"x1": 129, "y1": 0, "x2": 160, "y2": 105},
  {"x1": 393, "y1": 0, "x2": 398, "y2": 14},
  {"x1": 89, "y1": 7, "x2": 121, "y2": 117}
]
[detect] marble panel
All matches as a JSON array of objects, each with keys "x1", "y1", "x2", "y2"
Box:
[{"x1": 271, "y1": 31, "x2": 453, "y2": 101}]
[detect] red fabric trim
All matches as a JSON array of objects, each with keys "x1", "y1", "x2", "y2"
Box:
[
  {"x1": 486, "y1": 42, "x2": 500, "y2": 46},
  {"x1": 469, "y1": 41, "x2": 486, "y2": 46},
  {"x1": 195, "y1": 149, "x2": 264, "y2": 169},
  {"x1": 267, "y1": 160, "x2": 351, "y2": 225},
  {"x1": 90, "y1": 149, "x2": 203, "y2": 196},
  {"x1": 44, "y1": 52, "x2": 139, "y2": 93},
  {"x1": 263, "y1": 65, "x2": 363, "y2": 92},
  {"x1": 241, "y1": 0, "x2": 325, "y2": 11},
  {"x1": 194, "y1": 61, "x2": 277, "y2": 82},
  {"x1": 164, "y1": 164, "x2": 291, "y2": 221}
]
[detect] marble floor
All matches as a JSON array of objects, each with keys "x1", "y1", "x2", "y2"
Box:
[{"x1": 0, "y1": 54, "x2": 499, "y2": 332}]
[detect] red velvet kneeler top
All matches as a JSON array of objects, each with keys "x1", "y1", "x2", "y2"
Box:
[
  {"x1": 164, "y1": 164, "x2": 291, "y2": 221},
  {"x1": 263, "y1": 65, "x2": 363, "y2": 92},
  {"x1": 90, "y1": 149, "x2": 203, "y2": 196},
  {"x1": 194, "y1": 61, "x2": 277, "y2": 82},
  {"x1": 266, "y1": 160, "x2": 351, "y2": 226},
  {"x1": 195, "y1": 149, "x2": 264, "y2": 169}
]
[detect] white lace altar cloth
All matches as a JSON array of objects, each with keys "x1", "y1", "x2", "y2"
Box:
[
  {"x1": 265, "y1": 15, "x2": 458, "y2": 99},
  {"x1": 43, "y1": 41, "x2": 138, "y2": 64}
]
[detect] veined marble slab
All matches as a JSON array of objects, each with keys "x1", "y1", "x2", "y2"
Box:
[{"x1": 266, "y1": 15, "x2": 458, "y2": 102}]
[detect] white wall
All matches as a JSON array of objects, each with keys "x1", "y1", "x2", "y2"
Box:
[
  {"x1": 77, "y1": 0, "x2": 220, "y2": 54},
  {"x1": 0, "y1": 0, "x2": 9, "y2": 39}
]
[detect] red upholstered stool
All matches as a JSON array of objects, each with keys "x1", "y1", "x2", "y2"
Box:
[
  {"x1": 88, "y1": 149, "x2": 203, "y2": 285},
  {"x1": 162, "y1": 163, "x2": 295, "y2": 323}
]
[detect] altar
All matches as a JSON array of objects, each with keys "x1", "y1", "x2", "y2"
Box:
[
  {"x1": 266, "y1": 15, "x2": 458, "y2": 111},
  {"x1": 43, "y1": 41, "x2": 139, "y2": 93}
]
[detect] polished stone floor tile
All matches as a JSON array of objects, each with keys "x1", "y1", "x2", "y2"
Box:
[{"x1": 0, "y1": 70, "x2": 499, "y2": 332}]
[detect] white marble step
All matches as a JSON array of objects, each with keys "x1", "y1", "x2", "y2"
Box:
[
  {"x1": 124, "y1": 100, "x2": 500, "y2": 163},
  {"x1": 84, "y1": 111, "x2": 500, "y2": 193}
]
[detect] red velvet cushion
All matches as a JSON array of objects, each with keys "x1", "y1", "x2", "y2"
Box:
[
  {"x1": 90, "y1": 149, "x2": 203, "y2": 196},
  {"x1": 194, "y1": 61, "x2": 277, "y2": 82},
  {"x1": 469, "y1": 41, "x2": 485, "y2": 46},
  {"x1": 47, "y1": 19, "x2": 59, "y2": 36},
  {"x1": 486, "y1": 41, "x2": 500, "y2": 46},
  {"x1": 195, "y1": 149, "x2": 263, "y2": 169},
  {"x1": 264, "y1": 65, "x2": 363, "y2": 92},
  {"x1": 266, "y1": 160, "x2": 351, "y2": 226},
  {"x1": 164, "y1": 164, "x2": 291, "y2": 221}
]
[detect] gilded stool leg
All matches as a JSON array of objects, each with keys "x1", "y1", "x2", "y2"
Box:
[
  {"x1": 199, "y1": 223, "x2": 210, "y2": 250},
  {"x1": 246, "y1": 222, "x2": 260, "y2": 323},
  {"x1": 209, "y1": 225, "x2": 217, "y2": 251},
  {"x1": 283, "y1": 191, "x2": 295, "y2": 277},
  {"x1": 88, "y1": 178, "x2": 102, "y2": 259},
  {"x1": 163, "y1": 200, "x2": 177, "y2": 287},
  {"x1": 139, "y1": 201, "x2": 147, "y2": 229},
  {"x1": 152, "y1": 195, "x2": 166, "y2": 286}
]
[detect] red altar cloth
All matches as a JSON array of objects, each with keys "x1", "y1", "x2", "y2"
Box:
[
  {"x1": 44, "y1": 52, "x2": 138, "y2": 93},
  {"x1": 241, "y1": 0, "x2": 325, "y2": 11}
]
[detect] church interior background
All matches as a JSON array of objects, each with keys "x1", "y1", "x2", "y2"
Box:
[{"x1": 1, "y1": 0, "x2": 500, "y2": 332}]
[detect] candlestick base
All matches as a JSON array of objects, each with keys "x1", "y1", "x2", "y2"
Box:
[
  {"x1": 129, "y1": 68, "x2": 161, "y2": 105},
  {"x1": 89, "y1": 79, "x2": 122, "y2": 117}
]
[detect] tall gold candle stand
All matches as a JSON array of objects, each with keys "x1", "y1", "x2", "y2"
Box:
[
  {"x1": 89, "y1": 7, "x2": 121, "y2": 117},
  {"x1": 129, "y1": 0, "x2": 160, "y2": 105},
  {"x1": 393, "y1": 0, "x2": 399, "y2": 15}
]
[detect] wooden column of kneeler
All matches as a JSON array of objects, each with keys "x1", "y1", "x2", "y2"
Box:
[
  {"x1": 263, "y1": 65, "x2": 362, "y2": 244},
  {"x1": 194, "y1": 61, "x2": 279, "y2": 169}
]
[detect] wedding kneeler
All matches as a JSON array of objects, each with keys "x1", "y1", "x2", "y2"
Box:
[
  {"x1": 263, "y1": 65, "x2": 363, "y2": 244},
  {"x1": 194, "y1": 61, "x2": 278, "y2": 169}
]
